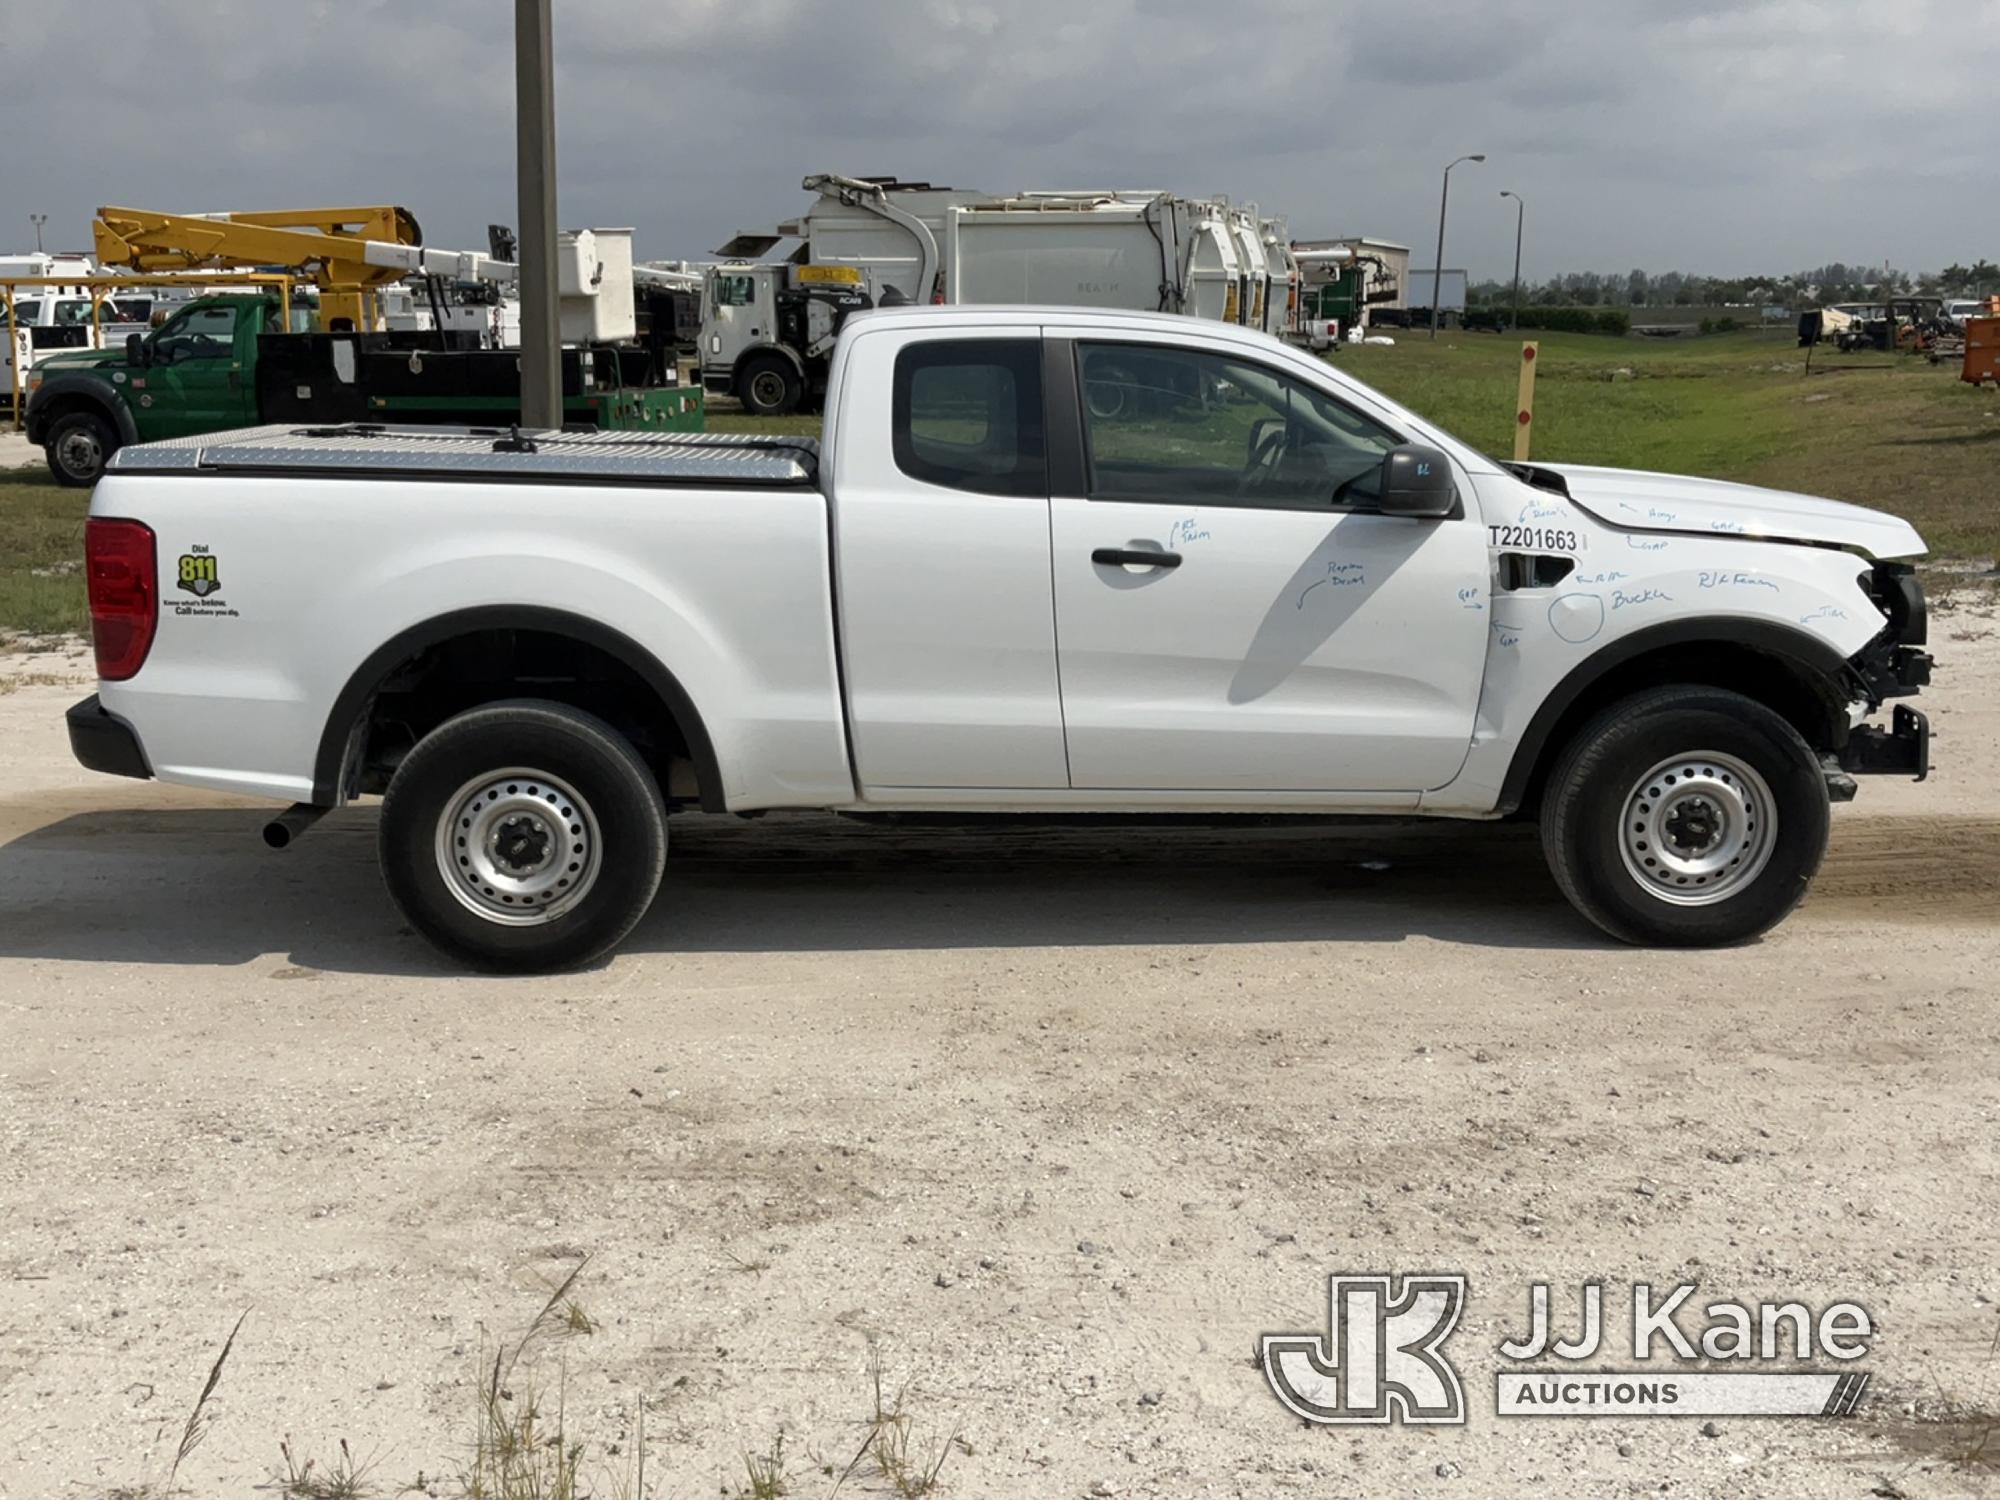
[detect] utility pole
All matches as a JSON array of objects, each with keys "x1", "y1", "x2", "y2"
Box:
[
  {"x1": 29, "y1": 214, "x2": 47, "y2": 254},
  {"x1": 1501, "y1": 191, "x2": 1524, "y2": 331},
  {"x1": 1431, "y1": 153, "x2": 1484, "y2": 340},
  {"x1": 515, "y1": 0, "x2": 561, "y2": 430}
]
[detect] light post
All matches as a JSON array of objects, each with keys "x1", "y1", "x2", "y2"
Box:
[
  {"x1": 1430, "y1": 153, "x2": 1484, "y2": 339},
  {"x1": 29, "y1": 214, "x2": 46, "y2": 254},
  {"x1": 515, "y1": 0, "x2": 561, "y2": 430},
  {"x1": 1500, "y1": 190, "x2": 1524, "y2": 331}
]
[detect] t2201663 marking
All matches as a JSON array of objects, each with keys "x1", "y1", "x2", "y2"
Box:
[{"x1": 1488, "y1": 525, "x2": 1584, "y2": 553}]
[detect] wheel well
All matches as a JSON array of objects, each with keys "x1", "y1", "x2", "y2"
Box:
[
  {"x1": 735, "y1": 346, "x2": 801, "y2": 382},
  {"x1": 28, "y1": 391, "x2": 116, "y2": 443},
  {"x1": 1506, "y1": 640, "x2": 1847, "y2": 816},
  {"x1": 318, "y1": 619, "x2": 722, "y2": 812}
]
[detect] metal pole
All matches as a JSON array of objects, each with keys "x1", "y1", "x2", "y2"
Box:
[
  {"x1": 1430, "y1": 172, "x2": 1449, "y2": 341},
  {"x1": 1431, "y1": 154, "x2": 1483, "y2": 340},
  {"x1": 30, "y1": 215, "x2": 47, "y2": 253},
  {"x1": 1503, "y1": 192, "x2": 1524, "y2": 332},
  {"x1": 5, "y1": 288, "x2": 20, "y2": 430},
  {"x1": 515, "y1": 0, "x2": 561, "y2": 430}
]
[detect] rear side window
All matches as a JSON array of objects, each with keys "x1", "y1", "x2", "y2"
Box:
[{"x1": 892, "y1": 339, "x2": 1046, "y2": 497}]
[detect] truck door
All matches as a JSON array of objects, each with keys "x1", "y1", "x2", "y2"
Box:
[
  {"x1": 1047, "y1": 338, "x2": 1488, "y2": 793},
  {"x1": 702, "y1": 270, "x2": 767, "y2": 386},
  {"x1": 832, "y1": 330, "x2": 1069, "y2": 790},
  {"x1": 141, "y1": 301, "x2": 259, "y2": 437}
]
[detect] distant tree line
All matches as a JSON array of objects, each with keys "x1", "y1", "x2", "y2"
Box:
[{"x1": 1466, "y1": 260, "x2": 2000, "y2": 309}]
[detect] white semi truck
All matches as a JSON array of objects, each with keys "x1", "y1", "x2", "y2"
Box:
[{"x1": 702, "y1": 175, "x2": 1298, "y2": 415}]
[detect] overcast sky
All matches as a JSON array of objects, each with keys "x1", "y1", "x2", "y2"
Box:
[{"x1": 3, "y1": 0, "x2": 1993, "y2": 281}]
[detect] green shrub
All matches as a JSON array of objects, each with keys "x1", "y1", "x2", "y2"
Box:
[{"x1": 1501, "y1": 307, "x2": 1630, "y2": 336}]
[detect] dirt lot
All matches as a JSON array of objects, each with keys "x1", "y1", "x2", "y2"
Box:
[{"x1": 2, "y1": 600, "x2": 1998, "y2": 1500}]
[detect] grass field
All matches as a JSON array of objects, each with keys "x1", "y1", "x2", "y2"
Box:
[
  {"x1": 3, "y1": 330, "x2": 1992, "y2": 640},
  {"x1": 0, "y1": 467, "x2": 88, "y2": 640},
  {"x1": 1337, "y1": 328, "x2": 1999, "y2": 560}
]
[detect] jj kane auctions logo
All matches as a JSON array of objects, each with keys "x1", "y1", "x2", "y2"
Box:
[{"x1": 1262, "y1": 1276, "x2": 1873, "y2": 1424}]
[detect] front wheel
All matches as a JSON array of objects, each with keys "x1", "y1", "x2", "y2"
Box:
[
  {"x1": 737, "y1": 354, "x2": 801, "y2": 417},
  {"x1": 379, "y1": 700, "x2": 666, "y2": 972},
  {"x1": 45, "y1": 409, "x2": 117, "y2": 487},
  {"x1": 1539, "y1": 686, "x2": 1830, "y2": 946}
]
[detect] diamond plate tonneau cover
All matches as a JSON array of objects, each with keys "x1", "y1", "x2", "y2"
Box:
[{"x1": 106, "y1": 423, "x2": 821, "y2": 487}]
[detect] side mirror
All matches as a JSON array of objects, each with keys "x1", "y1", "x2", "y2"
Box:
[
  {"x1": 1377, "y1": 443, "x2": 1457, "y2": 517},
  {"x1": 125, "y1": 332, "x2": 146, "y2": 366}
]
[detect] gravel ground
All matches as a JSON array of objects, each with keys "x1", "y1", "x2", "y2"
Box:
[
  {"x1": 1, "y1": 601, "x2": 1997, "y2": 1499},
  {"x1": 0, "y1": 431, "x2": 39, "y2": 469}
]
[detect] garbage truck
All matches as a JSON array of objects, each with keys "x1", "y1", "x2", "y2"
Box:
[{"x1": 701, "y1": 174, "x2": 1295, "y2": 415}]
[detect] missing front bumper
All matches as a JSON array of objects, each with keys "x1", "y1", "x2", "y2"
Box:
[{"x1": 1839, "y1": 703, "x2": 1930, "y2": 782}]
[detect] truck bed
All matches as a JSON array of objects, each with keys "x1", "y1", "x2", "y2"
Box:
[
  {"x1": 106, "y1": 423, "x2": 821, "y2": 488},
  {"x1": 93, "y1": 422, "x2": 849, "y2": 810}
]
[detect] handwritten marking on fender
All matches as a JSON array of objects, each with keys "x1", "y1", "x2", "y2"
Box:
[{"x1": 1698, "y1": 571, "x2": 1779, "y2": 592}]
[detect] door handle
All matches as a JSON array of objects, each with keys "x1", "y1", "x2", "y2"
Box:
[{"x1": 1092, "y1": 547, "x2": 1182, "y2": 569}]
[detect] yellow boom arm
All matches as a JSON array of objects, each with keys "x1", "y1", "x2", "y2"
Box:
[{"x1": 93, "y1": 205, "x2": 425, "y2": 330}]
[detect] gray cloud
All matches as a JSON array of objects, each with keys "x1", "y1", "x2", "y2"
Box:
[{"x1": 1, "y1": 0, "x2": 1993, "y2": 280}]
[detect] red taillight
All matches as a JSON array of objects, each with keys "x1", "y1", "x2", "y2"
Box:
[{"x1": 86, "y1": 518, "x2": 157, "y2": 681}]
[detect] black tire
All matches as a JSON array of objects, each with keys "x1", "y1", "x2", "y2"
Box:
[
  {"x1": 45, "y1": 409, "x2": 117, "y2": 487},
  {"x1": 737, "y1": 353, "x2": 801, "y2": 417},
  {"x1": 1539, "y1": 686, "x2": 1830, "y2": 947},
  {"x1": 379, "y1": 699, "x2": 666, "y2": 973}
]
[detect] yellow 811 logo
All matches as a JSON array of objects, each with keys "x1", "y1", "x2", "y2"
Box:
[{"x1": 176, "y1": 552, "x2": 221, "y2": 599}]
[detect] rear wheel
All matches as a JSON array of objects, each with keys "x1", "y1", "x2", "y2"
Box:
[
  {"x1": 1539, "y1": 686, "x2": 1829, "y2": 946},
  {"x1": 737, "y1": 354, "x2": 801, "y2": 417},
  {"x1": 45, "y1": 409, "x2": 117, "y2": 487},
  {"x1": 379, "y1": 699, "x2": 666, "y2": 972}
]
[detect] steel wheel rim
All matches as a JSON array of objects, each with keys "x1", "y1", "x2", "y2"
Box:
[
  {"x1": 749, "y1": 370, "x2": 786, "y2": 408},
  {"x1": 435, "y1": 767, "x2": 601, "y2": 926},
  {"x1": 1618, "y1": 750, "x2": 1776, "y2": 906},
  {"x1": 58, "y1": 427, "x2": 102, "y2": 476}
]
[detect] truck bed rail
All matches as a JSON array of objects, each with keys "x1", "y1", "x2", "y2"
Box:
[{"x1": 105, "y1": 423, "x2": 820, "y2": 487}]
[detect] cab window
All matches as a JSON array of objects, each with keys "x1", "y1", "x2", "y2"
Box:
[
  {"x1": 0, "y1": 299, "x2": 41, "y2": 327},
  {"x1": 1076, "y1": 342, "x2": 1403, "y2": 509},
  {"x1": 153, "y1": 304, "x2": 239, "y2": 364},
  {"x1": 712, "y1": 274, "x2": 758, "y2": 309},
  {"x1": 892, "y1": 338, "x2": 1046, "y2": 498}
]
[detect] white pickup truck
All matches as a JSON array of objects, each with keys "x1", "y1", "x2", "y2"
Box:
[{"x1": 69, "y1": 306, "x2": 1932, "y2": 971}]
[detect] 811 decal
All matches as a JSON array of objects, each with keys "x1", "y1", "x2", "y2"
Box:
[
  {"x1": 177, "y1": 548, "x2": 221, "y2": 599},
  {"x1": 1488, "y1": 525, "x2": 1585, "y2": 553}
]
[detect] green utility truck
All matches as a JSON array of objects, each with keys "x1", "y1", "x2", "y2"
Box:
[{"x1": 24, "y1": 292, "x2": 705, "y2": 486}]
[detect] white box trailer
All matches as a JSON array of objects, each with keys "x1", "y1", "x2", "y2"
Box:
[{"x1": 1407, "y1": 268, "x2": 1469, "y2": 314}]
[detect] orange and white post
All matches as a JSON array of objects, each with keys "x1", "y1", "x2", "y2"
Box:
[{"x1": 1513, "y1": 341, "x2": 1539, "y2": 461}]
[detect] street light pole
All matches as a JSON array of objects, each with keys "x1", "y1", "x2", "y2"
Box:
[
  {"x1": 1501, "y1": 191, "x2": 1525, "y2": 331},
  {"x1": 515, "y1": 0, "x2": 561, "y2": 430},
  {"x1": 29, "y1": 214, "x2": 46, "y2": 254},
  {"x1": 1431, "y1": 153, "x2": 1484, "y2": 340}
]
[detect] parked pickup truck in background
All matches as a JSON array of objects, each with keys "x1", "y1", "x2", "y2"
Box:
[
  {"x1": 24, "y1": 290, "x2": 704, "y2": 487},
  {"x1": 68, "y1": 306, "x2": 1932, "y2": 971}
]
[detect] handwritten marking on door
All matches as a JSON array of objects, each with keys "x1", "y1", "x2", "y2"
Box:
[{"x1": 1297, "y1": 560, "x2": 1366, "y2": 608}]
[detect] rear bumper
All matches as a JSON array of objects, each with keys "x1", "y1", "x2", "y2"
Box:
[
  {"x1": 1838, "y1": 703, "x2": 1929, "y2": 781},
  {"x1": 67, "y1": 693, "x2": 151, "y2": 780}
]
